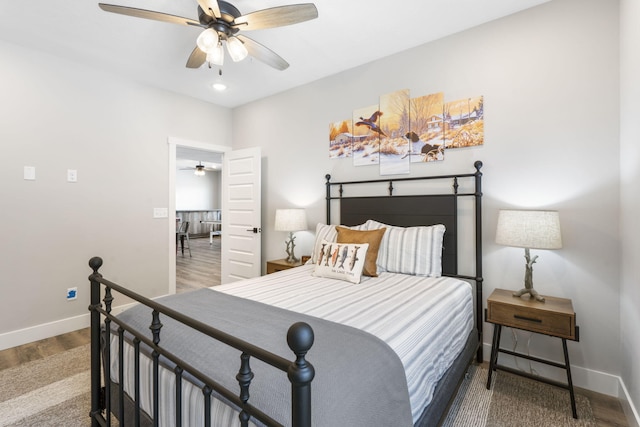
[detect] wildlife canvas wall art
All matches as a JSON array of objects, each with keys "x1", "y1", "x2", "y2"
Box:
[
  {"x1": 328, "y1": 89, "x2": 484, "y2": 175},
  {"x1": 443, "y1": 96, "x2": 484, "y2": 149},
  {"x1": 408, "y1": 92, "x2": 445, "y2": 163},
  {"x1": 329, "y1": 120, "x2": 353, "y2": 158},
  {"x1": 352, "y1": 104, "x2": 382, "y2": 166},
  {"x1": 379, "y1": 89, "x2": 411, "y2": 175}
]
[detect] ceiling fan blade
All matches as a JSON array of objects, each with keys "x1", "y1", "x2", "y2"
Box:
[
  {"x1": 237, "y1": 35, "x2": 289, "y2": 71},
  {"x1": 233, "y1": 4, "x2": 318, "y2": 31},
  {"x1": 186, "y1": 46, "x2": 207, "y2": 68},
  {"x1": 197, "y1": 0, "x2": 221, "y2": 18},
  {"x1": 99, "y1": 3, "x2": 203, "y2": 27}
]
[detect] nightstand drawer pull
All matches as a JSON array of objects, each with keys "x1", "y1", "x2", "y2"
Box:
[{"x1": 513, "y1": 314, "x2": 542, "y2": 323}]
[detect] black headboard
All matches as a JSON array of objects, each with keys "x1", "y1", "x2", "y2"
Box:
[
  {"x1": 325, "y1": 161, "x2": 484, "y2": 360},
  {"x1": 339, "y1": 195, "x2": 458, "y2": 275}
]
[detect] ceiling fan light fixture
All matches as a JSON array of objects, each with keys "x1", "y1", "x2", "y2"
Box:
[
  {"x1": 196, "y1": 28, "x2": 220, "y2": 53},
  {"x1": 206, "y1": 41, "x2": 225, "y2": 66},
  {"x1": 226, "y1": 36, "x2": 248, "y2": 62},
  {"x1": 194, "y1": 165, "x2": 206, "y2": 176}
]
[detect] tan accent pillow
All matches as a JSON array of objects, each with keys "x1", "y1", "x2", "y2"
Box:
[{"x1": 336, "y1": 226, "x2": 386, "y2": 277}]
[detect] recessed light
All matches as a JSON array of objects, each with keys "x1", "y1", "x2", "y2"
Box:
[{"x1": 212, "y1": 83, "x2": 227, "y2": 91}]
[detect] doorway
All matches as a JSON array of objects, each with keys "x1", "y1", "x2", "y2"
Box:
[{"x1": 168, "y1": 138, "x2": 230, "y2": 295}]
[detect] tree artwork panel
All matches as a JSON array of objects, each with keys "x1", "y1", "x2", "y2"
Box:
[
  {"x1": 352, "y1": 104, "x2": 381, "y2": 166},
  {"x1": 408, "y1": 92, "x2": 445, "y2": 163},
  {"x1": 443, "y1": 96, "x2": 484, "y2": 149},
  {"x1": 329, "y1": 120, "x2": 353, "y2": 158},
  {"x1": 379, "y1": 89, "x2": 411, "y2": 175}
]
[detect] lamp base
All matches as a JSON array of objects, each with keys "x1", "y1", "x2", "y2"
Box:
[
  {"x1": 513, "y1": 287, "x2": 545, "y2": 302},
  {"x1": 285, "y1": 255, "x2": 300, "y2": 264},
  {"x1": 284, "y1": 232, "x2": 299, "y2": 263}
]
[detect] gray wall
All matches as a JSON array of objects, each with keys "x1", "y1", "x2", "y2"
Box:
[
  {"x1": 233, "y1": 0, "x2": 627, "y2": 399},
  {"x1": 0, "y1": 39, "x2": 232, "y2": 345},
  {"x1": 620, "y1": 0, "x2": 640, "y2": 422}
]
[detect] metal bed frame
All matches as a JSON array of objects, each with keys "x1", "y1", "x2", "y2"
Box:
[{"x1": 87, "y1": 160, "x2": 483, "y2": 427}]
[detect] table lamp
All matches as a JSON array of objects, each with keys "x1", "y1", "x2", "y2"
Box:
[
  {"x1": 495, "y1": 209, "x2": 562, "y2": 302},
  {"x1": 274, "y1": 209, "x2": 307, "y2": 263}
]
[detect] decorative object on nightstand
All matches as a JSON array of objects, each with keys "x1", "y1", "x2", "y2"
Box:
[
  {"x1": 274, "y1": 208, "x2": 307, "y2": 263},
  {"x1": 495, "y1": 209, "x2": 562, "y2": 302},
  {"x1": 485, "y1": 288, "x2": 579, "y2": 419},
  {"x1": 266, "y1": 258, "x2": 304, "y2": 274}
]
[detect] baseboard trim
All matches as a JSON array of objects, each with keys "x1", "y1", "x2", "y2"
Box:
[
  {"x1": 482, "y1": 342, "x2": 619, "y2": 396},
  {"x1": 0, "y1": 301, "x2": 141, "y2": 351},
  {"x1": 619, "y1": 378, "x2": 640, "y2": 427}
]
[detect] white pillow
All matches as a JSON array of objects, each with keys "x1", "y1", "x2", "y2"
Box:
[
  {"x1": 312, "y1": 240, "x2": 369, "y2": 284},
  {"x1": 310, "y1": 222, "x2": 367, "y2": 263},
  {"x1": 366, "y1": 220, "x2": 445, "y2": 277}
]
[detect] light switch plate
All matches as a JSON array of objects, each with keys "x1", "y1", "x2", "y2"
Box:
[
  {"x1": 24, "y1": 166, "x2": 36, "y2": 180},
  {"x1": 153, "y1": 208, "x2": 168, "y2": 218}
]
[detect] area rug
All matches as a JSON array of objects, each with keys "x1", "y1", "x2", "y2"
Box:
[
  {"x1": 0, "y1": 344, "x2": 90, "y2": 427},
  {"x1": 0, "y1": 345, "x2": 598, "y2": 426}
]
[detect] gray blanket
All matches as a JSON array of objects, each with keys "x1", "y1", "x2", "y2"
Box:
[{"x1": 115, "y1": 288, "x2": 413, "y2": 427}]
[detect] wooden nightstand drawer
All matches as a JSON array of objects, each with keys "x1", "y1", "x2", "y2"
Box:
[
  {"x1": 486, "y1": 289, "x2": 577, "y2": 340},
  {"x1": 266, "y1": 258, "x2": 303, "y2": 274},
  {"x1": 488, "y1": 302, "x2": 575, "y2": 339}
]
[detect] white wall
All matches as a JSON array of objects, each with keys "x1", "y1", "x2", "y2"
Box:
[
  {"x1": 233, "y1": 0, "x2": 624, "y2": 397},
  {"x1": 619, "y1": 0, "x2": 640, "y2": 423},
  {"x1": 176, "y1": 169, "x2": 221, "y2": 211},
  {"x1": 0, "y1": 40, "x2": 232, "y2": 348}
]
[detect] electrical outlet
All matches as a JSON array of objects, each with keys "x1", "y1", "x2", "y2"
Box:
[
  {"x1": 67, "y1": 169, "x2": 78, "y2": 182},
  {"x1": 66, "y1": 287, "x2": 78, "y2": 301}
]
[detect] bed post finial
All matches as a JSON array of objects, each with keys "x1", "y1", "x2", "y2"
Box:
[
  {"x1": 474, "y1": 160, "x2": 483, "y2": 172},
  {"x1": 89, "y1": 256, "x2": 103, "y2": 274},
  {"x1": 287, "y1": 322, "x2": 315, "y2": 427}
]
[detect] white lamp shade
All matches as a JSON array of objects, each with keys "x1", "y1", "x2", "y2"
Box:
[
  {"x1": 496, "y1": 209, "x2": 562, "y2": 250},
  {"x1": 226, "y1": 36, "x2": 248, "y2": 62},
  {"x1": 196, "y1": 28, "x2": 219, "y2": 53},
  {"x1": 206, "y1": 42, "x2": 224, "y2": 66},
  {"x1": 274, "y1": 209, "x2": 307, "y2": 232}
]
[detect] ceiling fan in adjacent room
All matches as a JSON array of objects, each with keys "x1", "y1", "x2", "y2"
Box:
[
  {"x1": 98, "y1": 0, "x2": 318, "y2": 70},
  {"x1": 180, "y1": 162, "x2": 216, "y2": 176}
]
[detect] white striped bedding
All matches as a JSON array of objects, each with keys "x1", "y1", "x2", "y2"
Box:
[
  {"x1": 109, "y1": 265, "x2": 473, "y2": 425},
  {"x1": 215, "y1": 265, "x2": 474, "y2": 422}
]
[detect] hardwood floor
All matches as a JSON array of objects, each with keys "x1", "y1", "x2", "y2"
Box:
[
  {"x1": 176, "y1": 235, "x2": 221, "y2": 293},
  {"x1": 0, "y1": 328, "x2": 90, "y2": 371}
]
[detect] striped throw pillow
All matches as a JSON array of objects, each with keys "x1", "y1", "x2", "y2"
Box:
[{"x1": 366, "y1": 220, "x2": 445, "y2": 277}]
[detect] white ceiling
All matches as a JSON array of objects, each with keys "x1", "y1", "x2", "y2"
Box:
[{"x1": 0, "y1": 0, "x2": 549, "y2": 109}]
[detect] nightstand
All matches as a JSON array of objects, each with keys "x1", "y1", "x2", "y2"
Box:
[
  {"x1": 485, "y1": 288, "x2": 580, "y2": 418},
  {"x1": 266, "y1": 258, "x2": 303, "y2": 274}
]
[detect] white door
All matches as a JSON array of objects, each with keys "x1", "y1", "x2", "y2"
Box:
[{"x1": 221, "y1": 147, "x2": 262, "y2": 283}]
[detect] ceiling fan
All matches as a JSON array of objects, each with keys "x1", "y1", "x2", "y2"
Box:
[
  {"x1": 180, "y1": 161, "x2": 217, "y2": 175},
  {"x1": 98, "y1": 0, "x2": 318, "y2": 71}
]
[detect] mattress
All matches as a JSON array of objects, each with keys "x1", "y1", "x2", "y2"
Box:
[
  {"x1": 108, "y1": 265, "x2": 474, "y2": 425},
  {"x1": 216, "y1": 265, "x2": 474, "y2": 422}
]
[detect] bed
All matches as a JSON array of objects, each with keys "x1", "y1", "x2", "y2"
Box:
[{"x1": 88, "y1": 161, "x2": 484, "y2": 427}]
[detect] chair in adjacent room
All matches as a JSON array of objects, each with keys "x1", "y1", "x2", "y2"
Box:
[{"x1": 177, "y1": 221, "x2": 192, "y2": 257}]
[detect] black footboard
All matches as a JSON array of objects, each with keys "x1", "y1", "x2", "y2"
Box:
[{"x1": 88, "y1": 256, "x2": 315, "y2": 427}]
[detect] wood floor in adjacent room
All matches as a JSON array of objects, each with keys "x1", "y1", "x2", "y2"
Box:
[
  {"x1": 0, "y1": 237, "x2": 631, "y2": 426},
  {"x1": 176, "y1": 235, "x2": 221, "y2": 293}
]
